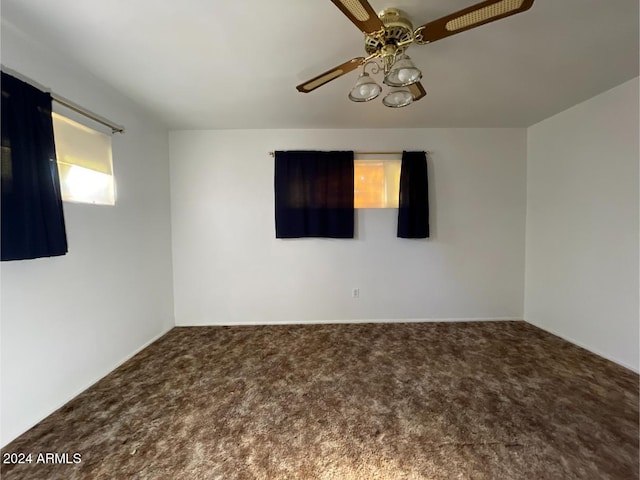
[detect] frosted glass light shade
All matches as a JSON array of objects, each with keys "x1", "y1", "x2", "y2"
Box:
[
  {"x1": 348, "y1": 73, "x2": 382, "y2": 102},
  {"x1": 384, "y1": 54, "x2": 422, "y2": 87},
  {"x1": 382, "y1": 87, "x2": 413, "y2": 108}
]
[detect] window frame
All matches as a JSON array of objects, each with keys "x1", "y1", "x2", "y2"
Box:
[
  {"x1": 353, "y1": 157, "x2": 401, "y2": 209},
  {"x1": 51, "y1": 111, "x2": 116, "y2": 206}
]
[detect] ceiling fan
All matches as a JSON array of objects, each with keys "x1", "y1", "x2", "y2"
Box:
[{"x1": 296, "y1": 0, "x2": 535, "y2": 108}]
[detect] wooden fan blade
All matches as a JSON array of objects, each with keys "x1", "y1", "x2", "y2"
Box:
[
  {"x1": 414, "y1": 0, "x2": 534, "y2": 45},
  {"x1": 296, "y1": 57, "x2": 364, "y2": 93},
  {"x1": 409, "y1": 82, "x2": 427, "y2": 102},
  {"x1": 330, "y1": 0, "x2": 384, "y2": 35}
]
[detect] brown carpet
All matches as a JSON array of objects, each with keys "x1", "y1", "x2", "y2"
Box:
[{"x1": 1, "y1": 321, "x2": 638, "y2": 479}]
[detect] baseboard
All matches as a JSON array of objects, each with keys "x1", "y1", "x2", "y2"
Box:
[
  {"x1": 176, "y1": 317, "x2": 522, "y2": 326},
  {"x1": 2, "y1": 325, "x2": 174, "y2": 448},
  {"x1": 524, "y1": 321, "x2": 639, "y2": 374}
]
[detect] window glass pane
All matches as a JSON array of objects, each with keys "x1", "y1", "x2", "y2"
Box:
[
  {"x1": 354, "y1": 159, "x2": 400, "y2": 208},
  {"x1": 57, "y1": 162, "x2": 115, "y2": 205},
  {"x1": 52, "y1": 113, "x2": 115, "y2": 205}
]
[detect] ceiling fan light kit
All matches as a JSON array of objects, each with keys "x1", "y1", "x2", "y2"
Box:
[
  {"x1": 346, "y1": 45, "x2": 422, "y2": 107},
  {"x1": 296, "y1": 0, "x2": 535, "y2": 109}
]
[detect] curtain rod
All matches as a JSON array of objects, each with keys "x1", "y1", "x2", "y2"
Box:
[
  {"x1": 1, "y1": 65, "x2": 125, "y2": 134},
  {"x1": 268, "y1": 150, "x2": 429, "y2": 157},
  {"x1": 52, "y1": 94, "x2": 125, "y2": 134}
]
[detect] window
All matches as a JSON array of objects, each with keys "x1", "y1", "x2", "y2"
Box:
[
  {"x1": 52, "y1": 113, "x2": 115, "y2": 205},
  {"x1": 354, "y1": 159, "x2": 401, "y2": 208}
]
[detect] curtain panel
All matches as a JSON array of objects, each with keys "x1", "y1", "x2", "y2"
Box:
[
  {"x1": 1, "y1": 72, "x2": 68, "y2": 261},
  {"x1": 274, "y1": 150, "x2": 354, "y2": 238},
  {"x1": 397, "y1": 151, "x2": 429, "y2": 238}
]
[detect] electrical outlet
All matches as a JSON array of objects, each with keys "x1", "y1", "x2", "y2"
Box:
[{"x1": 352, "y1": 288, "x2": 360, "y2": 298}]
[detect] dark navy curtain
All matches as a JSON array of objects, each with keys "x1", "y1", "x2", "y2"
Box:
[
  {"x1": 274, "y1": 151, "x2": 354, "y2": 238},
  {"x1": 397, "y1": 151, "x2": 429, "y2": 238},
  {"x1": 1, "y1": 72, "x2": 68, "y2": 261}
]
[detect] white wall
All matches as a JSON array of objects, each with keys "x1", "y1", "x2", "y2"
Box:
[
  {"x1": 169, "y1": 128, "x2": 527, "y2": 325},
  {"x1": 525, "y1": 78, "x2": 639, "y2": 372},
  {"x1": 0, "y1": 22, "x2": 175, "y2": 445}
]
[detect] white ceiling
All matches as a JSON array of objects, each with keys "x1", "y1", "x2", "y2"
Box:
[{"x1": 1, "y1": 0, "x2": 638, "y2": 129}]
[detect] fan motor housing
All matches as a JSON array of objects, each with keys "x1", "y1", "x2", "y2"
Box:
[{"x1": 364, "y1": 8, "x2": 414, "y2": 55}]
